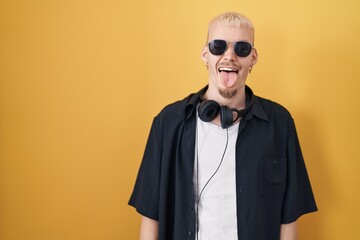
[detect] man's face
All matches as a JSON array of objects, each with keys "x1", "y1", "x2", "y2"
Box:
[{"x1": 202, "y1": 22, "x2": 258, "y2": 99}]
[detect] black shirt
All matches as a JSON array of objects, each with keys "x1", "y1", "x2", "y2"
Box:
[{"x1": 129, "y1": 85, "x2": 317, "y2": 240}]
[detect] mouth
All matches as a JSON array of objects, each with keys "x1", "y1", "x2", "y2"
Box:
[
  {"x1": 217, "y1": 66, "x2": 239, "y2": 88},
  {"x1": 218, "y1": 67, "x2": 239, "y2": 74}
]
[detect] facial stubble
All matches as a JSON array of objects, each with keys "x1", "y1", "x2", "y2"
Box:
[{"x1": 218, "y1": 88, "x2": 237, "y2": 99}]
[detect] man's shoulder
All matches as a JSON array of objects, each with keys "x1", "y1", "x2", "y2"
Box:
[
  {"x1": 162, "y1": 95, "x2": 192, "y2": 113},
  {"x1": 255, "y1": 95, "x2": 292, "y2": 120},
  {"x1": 156, "y1": 91, "x2": 198, "y2": 120}
]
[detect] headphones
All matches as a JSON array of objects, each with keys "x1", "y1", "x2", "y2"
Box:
[{"x1": 198, "y1": 100, "x2": 246, "y2": 129}]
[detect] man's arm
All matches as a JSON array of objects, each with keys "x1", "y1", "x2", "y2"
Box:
[
  {"x1": 140, "y1": 216, "x2": 159, "y2": 240},
  {"x1": 280, "y1": 221, "x2": 298, "y2": 240}
]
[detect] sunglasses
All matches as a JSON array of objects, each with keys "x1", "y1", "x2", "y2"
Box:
[{"x1": 208, "y1": 39, "x2": 253, "y2": 57}]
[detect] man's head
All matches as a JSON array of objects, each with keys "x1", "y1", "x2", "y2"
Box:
[
  {"x1": 207, "y1": 12, "x2": 255, "y2": 44},
  {"x1": 202, "y1": 12, "x2": 258, "y2": 100}
]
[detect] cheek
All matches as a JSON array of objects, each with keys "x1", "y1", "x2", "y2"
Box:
[
  {"x1": 208, "y1": 58, "x2": 220, "y2": 72},
  {"x1": 209, "y1": 66, "x2": 219, "y2": 80},
  {"x1": 239, "y1": 58, "x2": 253, "y2": 69},
  {"x1": 211, "y1": 55, "x2": 225, "y2": 67}
]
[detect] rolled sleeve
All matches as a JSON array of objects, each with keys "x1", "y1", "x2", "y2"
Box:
[
  {"x1": 128, "y1": 116, "x2": 163, "y2": 220},
  {"x1": 281, "y1": 118, "x2": 318, "y2": 223}
]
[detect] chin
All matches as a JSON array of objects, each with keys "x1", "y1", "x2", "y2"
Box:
[{"x1": 218, "y1": 88, "x2": 237, "y2": 99}]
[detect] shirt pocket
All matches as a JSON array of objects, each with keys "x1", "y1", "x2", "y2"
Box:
[{"x1": 259, "y1": 157, "x2": 287, "y2": 197}]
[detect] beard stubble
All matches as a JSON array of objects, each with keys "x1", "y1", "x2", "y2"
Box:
[{"x1": 218, "y1": 88, "x2": 237, "y2": 99}]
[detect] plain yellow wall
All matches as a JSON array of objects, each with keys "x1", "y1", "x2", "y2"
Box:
[{"x1": 1, "y1": 0, "x2": 359, "y2": 239}]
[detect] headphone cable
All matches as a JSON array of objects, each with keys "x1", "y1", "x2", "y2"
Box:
[{"x1": 196, "y1": 127, "x2": 229, "y2": 239}]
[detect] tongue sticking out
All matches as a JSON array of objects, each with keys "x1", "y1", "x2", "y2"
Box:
[{"x1": 219, "y1": 71, "x2": 238, "y2": 87}]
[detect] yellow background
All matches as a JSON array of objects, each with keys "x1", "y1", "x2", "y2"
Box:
[{"x1": 1, "y1": 0, "x2": 359, "y2": 239}]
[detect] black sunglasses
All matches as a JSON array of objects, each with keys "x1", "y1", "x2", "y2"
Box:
[{"x1": 208, "y1": 39, "x2": 253, "y2": 57}]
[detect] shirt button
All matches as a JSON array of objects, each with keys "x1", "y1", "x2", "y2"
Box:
[
  {"x1": 188, "y1": 231, "x2": 192, "y2": 236},
  {"x1": 189, "y1": 205, "x2": 193, "y2": 211},
  {"x1": 273, "y1": 160, "x2": 278, "y2": 165}
]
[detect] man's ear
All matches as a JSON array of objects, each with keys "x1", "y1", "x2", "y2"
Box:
[
  {"x1": 201, "y1": 46, "x2": 208, "y2": 64},
  {"x1": 251, "y1": 47, "x2": 258, "y2": 67}
]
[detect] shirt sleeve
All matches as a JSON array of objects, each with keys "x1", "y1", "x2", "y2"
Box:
[
  {"x1": 281, "y1": 118, "x2": 318, "y2": 223},
  {"x1": 128, "y1": 116, "x2": 162, "y2": 220}
]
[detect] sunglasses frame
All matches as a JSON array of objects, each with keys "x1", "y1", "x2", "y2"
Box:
[{"x1": 208, "y1": 39, "x2": 254, "y2": 57}]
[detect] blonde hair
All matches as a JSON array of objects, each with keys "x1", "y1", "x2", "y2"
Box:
[{"x1": 207, "y1": 12, "x2": 255, "y2": 43}]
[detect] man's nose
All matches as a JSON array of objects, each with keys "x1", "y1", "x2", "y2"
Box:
[{"x1": 223, "y1": 43, "x2": 237, "y2": 61}]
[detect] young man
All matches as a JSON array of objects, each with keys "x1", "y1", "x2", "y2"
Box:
[{"x1": 129, "y1": 12, "x2": 317, "y2": 240}]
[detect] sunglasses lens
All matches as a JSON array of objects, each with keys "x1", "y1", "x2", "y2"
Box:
[
  {"x1": 208, "y1": 40, "x2": 253, "y2": 57},
  {"x1": 234, "y1": 41, "x2": 253, "y2": 57},
  {"x1": 208, "y1": 40, "x2": 227, "y2": 55}
]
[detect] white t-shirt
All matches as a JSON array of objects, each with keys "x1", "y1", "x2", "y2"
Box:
[{"x1": 194, "y1": 115, "x2": 239, "y2": 240}]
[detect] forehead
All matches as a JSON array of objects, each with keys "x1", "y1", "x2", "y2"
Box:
[{"x1": 208, "y1": 22, "x2": 254, "y2": 43}]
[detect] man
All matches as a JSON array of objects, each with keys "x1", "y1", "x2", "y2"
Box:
[{"x1": 129, "y1": 12, "x2": 317, "y2": 240}]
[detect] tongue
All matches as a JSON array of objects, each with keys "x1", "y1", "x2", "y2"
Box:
[{"x1": 219, "y1": 71, "x2": 238, "y2": 87}]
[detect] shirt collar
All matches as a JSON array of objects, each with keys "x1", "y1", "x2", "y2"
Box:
[
  {"x1": 185, "y1": 86, "x2": 207, "y2": 120},
  {"x1": 185, "y1": 85, "x2": 269, "y2": 123},
  {"x1": 246, "y1": 94, "x2": 269, "y2": 122}
]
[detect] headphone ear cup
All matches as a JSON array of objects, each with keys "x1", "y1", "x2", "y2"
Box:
[
  {"x1": 220, "y1": 106, "x2": 234, "y2": 129},
  {"x1": 198, "y1": 100, "x2": 220, "y2": 122}
]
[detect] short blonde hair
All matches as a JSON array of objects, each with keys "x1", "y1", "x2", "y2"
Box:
[{"x1": 207, "y1": 12, "x2": 255, "y2": 43}]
